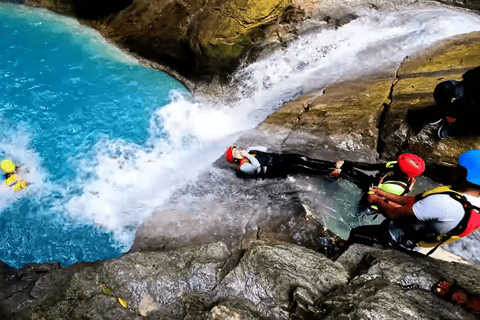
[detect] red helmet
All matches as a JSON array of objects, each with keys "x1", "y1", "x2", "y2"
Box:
[
  {"x1": 226, "y1": 146, "x2": 236, "y2": 163},
  {"x1": 397, "y1": 153, "x2": 425, "y2": 178}
]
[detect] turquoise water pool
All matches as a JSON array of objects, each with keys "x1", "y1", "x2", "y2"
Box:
[{"x1": 0, "y1": 3, "x2": 188, "y2": 267}]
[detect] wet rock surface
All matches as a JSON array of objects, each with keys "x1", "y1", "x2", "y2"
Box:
[{"x1": 1, "y1": 241, "x2": 480, "y2": 319}]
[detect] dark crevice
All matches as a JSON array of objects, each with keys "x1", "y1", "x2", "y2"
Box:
[
  {"x1": 376, "y1": 102, "x2": 391, "y2": 160},
  {"x1": 376, "y1": 57, "x2": 407, "y2": 159}
]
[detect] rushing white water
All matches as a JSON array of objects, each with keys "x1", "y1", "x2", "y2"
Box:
[{"x1": 64, "y1": 4, "x2": 480, "y2": 261}]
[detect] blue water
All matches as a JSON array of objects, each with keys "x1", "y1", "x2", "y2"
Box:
[{"x1": 0, "y1": 3, "x2": 188, "y2": 267}]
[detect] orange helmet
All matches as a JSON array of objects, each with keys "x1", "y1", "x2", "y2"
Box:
[
  {"x1": 397, "y1": 153, "x2": 425, "y2": 178},
  {"x1": 226, "y1": 146, "x2": 236, "y2": 163}
]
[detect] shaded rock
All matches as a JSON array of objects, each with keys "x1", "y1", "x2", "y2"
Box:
[
  {"x1": 315, "y1": 244, "x2": 480, "y2": 319},
  {"x1": 216, "y1": 240, "x2": 350, "y2": 319},
  {"x1": 0, "y1": 243, "x2": 234, "y2": 319},
  {"x1": 2, "y1": 240, "x2": 480, "y2": 319},
  {"x1": 131, "y1": 164, "x2": 334, "y2": 254},
  {"x1": 23, "y1": 0, "x2": 435, "y2": 81},
  {"x1": 205, "y1": 298, "x2": 263, "y2": 319},
  {"x1": 98, "y1": 241, "x2": 232, "y2": 318}
]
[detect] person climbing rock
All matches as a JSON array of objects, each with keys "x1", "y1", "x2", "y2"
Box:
[
  {"x1": 430, "y1": 66, "x2": 480, "y2": 139},
  {"x1": 1, "y1": 159, "x2": 28, "y2": 191},
  {"x1": 346, "y1": 149, "x2": 480, "y2": 255}
]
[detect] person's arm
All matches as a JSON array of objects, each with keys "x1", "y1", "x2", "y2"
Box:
[
  {"x1": 238, "y1": 153, "x2": 261, "y2": 175},
  {"x1": 370, "y1": 188, "x2": 414, "y2": 205},
  {"x1": 367, "y1": 188, "x2": 416, "y2": 220}
]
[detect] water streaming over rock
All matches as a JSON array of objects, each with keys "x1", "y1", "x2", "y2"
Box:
[{"x1": 1, "y1": 2, "x2": 480, "y2": 267}]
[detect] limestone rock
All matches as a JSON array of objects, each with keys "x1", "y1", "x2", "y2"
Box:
[
  {"x1": 261, "y1": 78, "x2": 393, "y2": 163},
  {"x1": 22, "y1": 0, "x2": 452, "y2": 81}
]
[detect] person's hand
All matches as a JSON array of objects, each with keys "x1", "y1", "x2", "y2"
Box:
[
  {"x1": 367, "y1": 192, "x2": 383, "y2": 204},
  {"x1": 330, "y1": 168, "x2": 341, "y2": 178},
  {"x1": 370, "y1": 187, "x2": 390, "y2": 198},
  {"x1": 367, "y1": 188, "x2": 385, "y2": 203},
  {"x1": 232, "y1": 148, "x2": 247, "y2": 160}
]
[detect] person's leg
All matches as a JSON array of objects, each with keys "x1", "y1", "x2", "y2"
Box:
[
  {"x1": 278, "y1": 154, "x2": 336, "y2": 175},
  {"x1": 347, "y1": 223, "x2": 391, "y2": 248}
]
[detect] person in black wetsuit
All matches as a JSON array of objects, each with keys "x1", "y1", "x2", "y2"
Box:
[
  {"x1": 431, "y1": 66, "x2": 480, "y2": 139},
  {"x1": 225, "y1": 146, "x2": 425, "y2": 196}
]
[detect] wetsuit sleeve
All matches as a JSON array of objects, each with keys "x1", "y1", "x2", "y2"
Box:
[
  {"x1": 344, "y1": 161, "x2": 387, "y2": 171},
  {"x1": 238, "y1": 153, "x2": 261, "y2": 175}
]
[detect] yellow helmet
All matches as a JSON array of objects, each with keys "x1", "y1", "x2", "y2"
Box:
[{"x1": 1, "y1": 159, "x2": 16, "y2": 174}]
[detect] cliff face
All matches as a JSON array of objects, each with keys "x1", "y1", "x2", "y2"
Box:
[{"x1": 21, "y1": 0, "x2": 472, "y2": 82}]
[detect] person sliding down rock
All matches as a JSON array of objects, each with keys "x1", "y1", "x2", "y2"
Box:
[
  {"x1": 346, "y1": 149, "x2": 480, "y2": 255},
  {"x1": 225, "y1": 146, "x2": 424, "y2": 197}
]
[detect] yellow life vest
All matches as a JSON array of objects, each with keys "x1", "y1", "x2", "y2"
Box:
[{"x1": 4, "y1": 174, "x2": 28, "y2": 191}]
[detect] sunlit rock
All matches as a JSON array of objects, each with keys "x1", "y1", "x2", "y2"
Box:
[{"x1": 384, "y1": 31, "x2": 480, "y2": 168}]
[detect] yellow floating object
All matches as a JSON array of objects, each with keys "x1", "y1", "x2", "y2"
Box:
[
  {"x1": 1, "y1": 159, "x2": 15, "y2": 174},
  {"x1": 4, "y1": 174, "x2": 27, "y2": 191},
  {"x1": 12, "y1": 180, "x2": 27, "y2": 191},
  {"x1": 4, "y1": 174, "x2": 17, "y2": 186},
  {"x1": 117, "y1": 297, "x2": 128, "y2": 308}
]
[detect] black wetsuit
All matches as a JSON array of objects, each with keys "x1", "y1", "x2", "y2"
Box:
[{"x1": 243, "y1": 150, "x2": 399, "y2": 192}]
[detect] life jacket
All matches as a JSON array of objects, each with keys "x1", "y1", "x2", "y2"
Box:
[
  {"x1": 377, "y1": 180, "x2": 408, "y2": 196},
  {"x1": 376, "y1": 163, "x2": 414, "y2": 196},
  {"x1": 406, "y1": 186, "x2": 480, "y2": 254},
  {"x1": 368, "y1": 168, "x2": 413, "y2": 212},
  {"x1": 4, "y1": 173, "x2": 27, "y2": 191}
]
